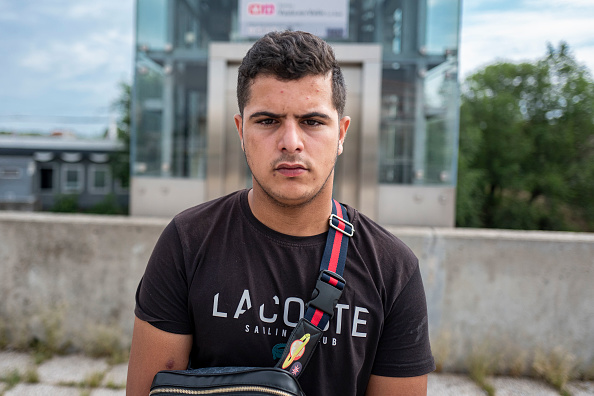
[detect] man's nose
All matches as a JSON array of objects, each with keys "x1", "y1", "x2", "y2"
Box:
[{"x1": 278, "y1": 120, "x2": 304, "y2": 153}]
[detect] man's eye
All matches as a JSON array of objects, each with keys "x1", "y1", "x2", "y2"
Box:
[
  {"x1": 303, "y1": 119, "x2": 322, "y2": 126},
  {"x1": 258, "y1": 119, "x2": 276, "y2": 125}
]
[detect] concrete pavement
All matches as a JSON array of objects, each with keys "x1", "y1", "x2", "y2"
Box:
[{"x1": 1, "y1": 350, "x2": 593, "y2": 395}]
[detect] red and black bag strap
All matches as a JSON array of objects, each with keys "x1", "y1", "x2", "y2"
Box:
[{"x1": 276, "y1": 199, "x2": 354, "y2": 378}]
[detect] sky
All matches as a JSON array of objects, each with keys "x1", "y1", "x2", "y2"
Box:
[
  {"x1": 1, "y1": 0, "x2": 593, "y2": 138},
  {"x1": 0, "y1": 1, "x2": 134, "y2": 137},
  {"x1": 459, "y1": 0, "x2": 594, "y2": 78}
]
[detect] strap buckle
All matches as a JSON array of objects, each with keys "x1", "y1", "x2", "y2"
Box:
[
  {"x1": 307, "y1": 270, "x2": 346, "y2": 318},
  {"x1": 329, "y1": 214, "x2": 354, "y2": 237}
]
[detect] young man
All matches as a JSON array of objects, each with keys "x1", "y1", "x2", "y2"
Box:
[{"x1": 127, "y1": 31, "x2": 435, "y2": 395}]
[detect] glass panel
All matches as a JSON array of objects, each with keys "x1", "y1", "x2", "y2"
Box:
[
  {"x1": 137, "y1": 0, "x2": 168, "y2": 50},
  {"x1": 379, "y1": 66, "x2": 417, "y2": 184},
  {"x1": 379, "y1": 0, "x2": 417, "y2": 59},
  {"x1": 171, "y1": 62, "x2": 208, "y2": 178},
  {"x1": 131, "y1": 0, "x2": 462, "y2": 187},
  {"x1": 134, "y1": 61, "x2": 164, "y2": 176},
  {"x1": 174, "y1": 0, "x2": 203, "y2": 50},
  {"x1": 425, "y1": 0, "x2": 460, "y2": 55},
  {"x1": 422, "y1": 58, "x2": 459, "y2": 185}
]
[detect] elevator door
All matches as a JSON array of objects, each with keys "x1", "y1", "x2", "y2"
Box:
[{"x1": 207, "y1": 43, "x2": 380, "y2": 217}]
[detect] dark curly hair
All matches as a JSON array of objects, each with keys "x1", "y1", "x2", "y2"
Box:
[{"x1": 237, "y1": 31, "x2": 346, "y2": 117}]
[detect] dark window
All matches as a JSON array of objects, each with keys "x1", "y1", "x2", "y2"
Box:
[{"x1": 40, "y1": 168, "x2": 54, "y2": 190}]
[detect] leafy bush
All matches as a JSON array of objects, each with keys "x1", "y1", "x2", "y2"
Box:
[{"x1": 51, "y1": 194, "x2": 80, "y2": 213}]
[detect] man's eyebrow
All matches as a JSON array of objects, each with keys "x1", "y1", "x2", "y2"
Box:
[
  {"x1": 297, "y1": 112, "x2": 331, "y2": 119},
  {"x1": 248, "y1": 111, "x2": 331, "y2": 120},
  {"x1": 248, "y1": 111, "x2": 283, "y2": 120}
]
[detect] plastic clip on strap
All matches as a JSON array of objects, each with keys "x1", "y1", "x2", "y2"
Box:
[{"x1": 276, "y1": 199, "x2": 354, "y2": 378}]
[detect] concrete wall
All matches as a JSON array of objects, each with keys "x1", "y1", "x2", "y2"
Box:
[
  {"x1": 0, "y1": 212, "x2": 166, "y2": 354},
  {"x1": 0, "y1": 212, "x2": 592, "y2": 372},
  {"x1": 390, "y1": 226, "x2": 594, "y2": 372}
]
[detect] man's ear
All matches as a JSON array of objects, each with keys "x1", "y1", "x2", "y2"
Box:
[
  {"x1": 234, "y1": 114, "x2": 244, "y2": 151},
  {"x1": 338, "y1": 116, "x2": 350, "y2": 156}
]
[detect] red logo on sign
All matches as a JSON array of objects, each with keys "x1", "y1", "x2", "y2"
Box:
[{"x1": 247, "y1": 3, "x2": 275, "y2": 15}]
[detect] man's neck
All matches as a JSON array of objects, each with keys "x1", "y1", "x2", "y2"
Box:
[{"x1": 247, "y1": 189, "x2": 333, "y2": 237}]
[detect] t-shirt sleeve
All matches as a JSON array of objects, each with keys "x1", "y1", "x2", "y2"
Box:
[
  {"x1": 371, "y1": 264, "x2": 436, "y2": 377},
  {"x1": 134, "y1": 219, "x2": 193, "y2": 334}
]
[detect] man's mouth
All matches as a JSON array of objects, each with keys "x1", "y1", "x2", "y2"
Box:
[{"x1": 275, "y1": 163, "x2": 307, "y2": 177}]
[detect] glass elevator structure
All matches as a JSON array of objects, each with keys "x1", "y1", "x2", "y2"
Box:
[{"x1": 131, "y1": 0, "x2": 461, "y2": 226}]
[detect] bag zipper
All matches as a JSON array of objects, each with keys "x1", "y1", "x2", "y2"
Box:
[{"x1": 150, "y1": 385, "x2": 295, "y2": 395}]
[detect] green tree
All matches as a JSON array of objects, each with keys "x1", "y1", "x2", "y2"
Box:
[
  {"x1": 110, "y1": 82, "x2": 131, "y2": 189},
  {"x1": 457, "y1": 43, "x2": 594, "y2": 231}
]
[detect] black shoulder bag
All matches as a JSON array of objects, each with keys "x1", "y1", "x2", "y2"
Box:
[{"x1": 149, "y1": 199, "x2": 354, "y2": 395}]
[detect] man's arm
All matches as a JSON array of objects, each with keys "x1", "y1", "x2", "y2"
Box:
[
  {"x1": 126, "y1": 316, "x2": 193, "y2": 396},
  {"x1": 365, "y1": 374, "x2": 428, "y2": 396}
]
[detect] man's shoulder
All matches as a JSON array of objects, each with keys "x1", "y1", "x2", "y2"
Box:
[{"x1": 172, "y1": 190, "x2": 245, "y2": 230}]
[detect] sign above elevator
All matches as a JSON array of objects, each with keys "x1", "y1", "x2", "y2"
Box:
[{"x1": 238, "y1": 0, "x2": 349, "y2": 39}]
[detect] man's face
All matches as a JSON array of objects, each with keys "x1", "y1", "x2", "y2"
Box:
[{"x1": 235, "y1": 73, "x2": 350, "y2": 208}]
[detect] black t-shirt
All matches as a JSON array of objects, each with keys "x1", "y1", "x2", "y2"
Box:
[{"x1": 135, "y1": 190, "x2": 435, "y2": 395}]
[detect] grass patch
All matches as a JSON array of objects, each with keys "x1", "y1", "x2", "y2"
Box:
[
  {"x1": 31, "y1": 342, "x2": 57, "y2": 365},
  {"x1": 29, "y1": 336, "x2": 70, "y2": 365},
  {"x1": 578, "y1": 359, "x2": 594, "y2": 381},
  {"x1": 84, "y1": 371, "x2": 106, "y2": 388},
  {"x1": 432, "y1": 331, "x2": 451, "y2": 373},
  {"x1": 467, "y1": 345, "x2": 498, "y2": 396},
  {"x1": 27, "y1": 305, "x2": 71, "y2": 364},
  {"x1": 105, "y1": 380, "x2": 126, "y2": 390},
  {"x1": 58, "y1": 370, "x2": 106, "y2": 391},
  {"x1": 23, "y1": 368, "x2": 39, "y2": 384},
  {"x1": 533, "y1": 347, "x2": 577, "y2": 395},
  {"x1": 507, "y1": 350, "x2": 529, "y2": 377},
  {"x1": 83, "y1": 324, "x2": 129, "y2": 365},
  {"x1": 1, "y1": 369, "x2": 22, "y2": 388},
  {"x1": 0, "y1": 324, "x2": 8, "y2": 350}
]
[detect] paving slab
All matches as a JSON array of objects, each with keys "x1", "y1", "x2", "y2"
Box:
[
  {"x1": 489, "y1": 376, "x2": 559, "y2": 396},
  {"x1": 37, "y1": 354, "x2": 109, "y2": 385},
  {"x1": 427, "y1": 373, "x2": 486, "y2": 395},
  {"x1": 0, "y1": 351, "x2": 35, "y2": 375},
  {"x1": 91, "y1": 389, "x2": 126, "y2": 396},
  {"x1": 103, "y1": 363, "x2": 127, "y2": 388},
  {"x1": 4, "y1": 383, "x2": 80, "y2": 396},
  {"x1": 567, "y1": 381, "x2": 594, "y2": 396}
]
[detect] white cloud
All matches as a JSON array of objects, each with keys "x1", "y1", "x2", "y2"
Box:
[
  {"x1": 523, "y1": 0, "x2": 594, "y2": 8},
  {"x1": 20, "y1": 30, "x2": 132, "y2": 81},
  {"x1": 64, "y1": 2, "x2": 132, "y2": 20},
  {"x1": 460, "y1": 5, "x2": 594, "y2": 78},
  {"x1": 0, "y1": 0, "x2": 134, "y2": 135},
  {"x1": 13, "y1": 1, "x2": 132, "y2": 22}
]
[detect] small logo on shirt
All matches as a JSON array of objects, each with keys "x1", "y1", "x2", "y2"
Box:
[{"x1": 272, "y1": 343, "x2": 285, "y2": 360}]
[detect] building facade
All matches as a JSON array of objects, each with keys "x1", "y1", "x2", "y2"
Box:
[
  {"x1": 131, "y1": 0, "x2": 461, "y2": 225},
  {"x1": 0, "y1": 135, "x2": 129, "y2": 212}
]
